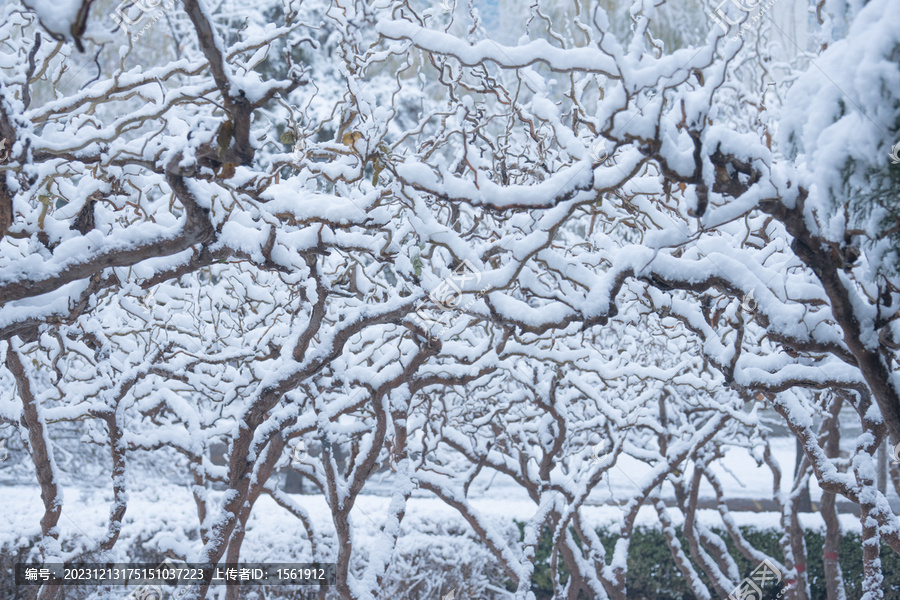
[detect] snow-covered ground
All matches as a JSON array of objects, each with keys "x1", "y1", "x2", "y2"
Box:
[
  {"x1": 2, "y1": 434, "x2": 884, "y2": 564},
  {"x1": 1, "y1": 479, "x2": 865, "y2": 566}
]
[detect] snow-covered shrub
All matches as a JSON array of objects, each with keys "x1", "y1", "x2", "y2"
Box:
[
  {"x1": 379, "y1": 519, "x2": 511, "y2": 600},
  {"x1": 2, "y1": 0, "x2": 900, "y2": 599}
]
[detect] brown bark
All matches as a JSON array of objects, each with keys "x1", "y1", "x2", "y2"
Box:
[
  {"x1": 772, "y1": 398, "x2": 900, "y2": 554},
  {"x1": 223, "y1": 436, "x2": 284, "y2": 600},
  {"x1": 856, "y1": 415, "x2": 886, "y2": 599},
  {"x1": 97, "y1": 412, "x2": 127, "y2": 552},
  {"x1": 682, "y1": 467, "x2": 731, "y2": 598},
  {"x1": 188, "y1": 299, "x2": 416, "y2": 598},
  {"x1": 0, "y1": 173, "x2": 11, "y2": 241},
  {"x1": 7, "y1": 347, "x2": 61, "y2": 546},
  {"x1": 0, "y1": 172, "x2": 214, "y2": 306},
  {"x1": 794, "y1": 437, "x2": 813, "y2": 513},
  {"x1": 654, "y1": 496, "x2": 711, "y2": 600},
  {"x1": 7, "y1": 345, "x2": 63, "y2": 600},
  {"x1": 189, "y1": 456, "x2": 210, "y2": 545},
  {"x1": 859, "y1": 485, "x2": 885, "y2": 600},
  {"x1": 760, "y1": 193, "x2": 900, "y2": 448},
  {"x1": 702, "y1": 462, "x2": 785, "y2": 574},
  {"x1": 327, "y1": 345, "x2": 432, "y2": 600},
  {"x1": 820, "y1": 396, "x2": 846, "y2": 600},
  {"x1": 789, "y1": 470, "x2": 811, "y2": 600},
  {"x1": 761, "y1": 440, "x2": 806, "y2": 600}
]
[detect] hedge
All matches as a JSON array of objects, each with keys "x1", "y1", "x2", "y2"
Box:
[{"x1": 516, "y1": 521, "x2": 900, "y2": 599}]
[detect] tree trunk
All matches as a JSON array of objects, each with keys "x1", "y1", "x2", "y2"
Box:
[
  {"x1": 794, "y1": 437, "x2": 812, "y2": 513},
  {"x1": 821, "y1": 396, "x2": 846, "y2": 600}
]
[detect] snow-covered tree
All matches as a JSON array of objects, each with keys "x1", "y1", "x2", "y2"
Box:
[{"x1": 1, "y1": 0, "x2": 898, "y2": 599}]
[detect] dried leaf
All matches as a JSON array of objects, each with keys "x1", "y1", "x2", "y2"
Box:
[
  {"x1": 342, "y1": 131, "x2": 363, "y2": 148},
  {"x1": 218, "y1": 163, "x2": 237, "y2": 179},
  {"x1": 371, "y1": 157, "x2": 383, "y2": 185},
  {"x1": 37, "y1": 194, "x2": 51, "y2": 230},
  {"x1": 217, "y1": 120, "x2": 234, "y2": 160}
]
